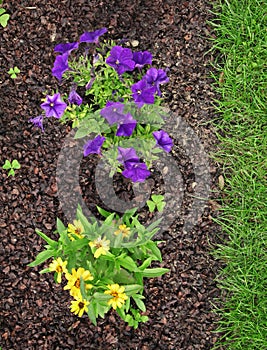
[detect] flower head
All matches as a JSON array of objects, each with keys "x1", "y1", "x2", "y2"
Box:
[
  {"x1": 40, "y1": 93, "x2": 67, "y2": 119},
  {"x1": 133, "y1": 51, "x2": 153, "y2": 70},
  {"x1": 70, "y1": 294, "x2": 90, "y2": 317},
  {"x1": 67, "y1": 219, "x2": 85, "y2": 241},
  {"x1": 114, "y1": 224, "x2": 130, "y2": 238},
  {"x1": 144, "y1": 67, "x2": 169, "y2": 96},
  {"x1": 64, "y1": 267, "x2": 93, "y2": 297},
  {"x1": 83, "y1": 135, "x2": 106, "y2": 156},
  {"x1": 153, "y1": 130, "x2": 173, "y2": 153},
  {"x1": 89, "y1": 236, "x2": 110, "y2": 258},
  {"x1": 104, "y1": 284, "x2": 128, "y2": 309},
  {"x1": 49, "y1": 257, "x2": 68, "y2": 283},
  {"x1": 52, "y1": 53, "x2": 70, "y2": 80},
  {"x1": 116, "y1": 115, "x2": 137, "y2": 137},
  {"x1": 80, "y1": 28, "x2": 107, "y2": 44},
  {"x1": 117, "y1": 147, "x2": 139, "y2": 165},
  {"x1": 68, "y1": 89, "x2": 83, "y2": 106},
  {"x1": 54, "y1": 42, "x2": 79, "y2": 54},
  {"x1": 131, "y1": 79, "x2": 156, "y2": 108},
  {"x1": 100, "y1": 101, "x2": 126, "y2": 124},
  {"x1": 106, "y1": 46, "x2": 135, "y2": 75},
  {"x1": 122, "y1": 160, "x2": 151, "y2": 183},
  {"x1": 29, "y1": 115, "x2": 44, "y2": 132}
]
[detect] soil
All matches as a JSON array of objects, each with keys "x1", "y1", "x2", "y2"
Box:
[{"x1": 0, "y1": 1, "x2": 225, "y2": 349}]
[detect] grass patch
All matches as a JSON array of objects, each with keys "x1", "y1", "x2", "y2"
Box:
[{"x1": 208, "y1": 1, "x2": 267, "y2": 349}]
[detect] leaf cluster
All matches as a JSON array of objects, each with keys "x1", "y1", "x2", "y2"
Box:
[{"x1": 2, "y1": 159, "x2": 21, "y2": 177}]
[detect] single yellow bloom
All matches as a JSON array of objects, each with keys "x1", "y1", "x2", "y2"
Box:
[
  {"x1": 114, "y1": 224, "x2": 130, "y2": 238},
  {"x1": 49, "y1": 257, "x2": 68, "y2": 283},
  {"x1": 104, "y1": 284, "x2": 128, "y2": 310},
  {"x1": 70, "y1": 295, "x2": 90, "y2": 317},
  {"x1": 67, "y1": 219, "x2": 85, "y2": 241},
  {"x1": 89, "y1": 236, "x2": 110, "y2": 258},
  {"x1": 64, "y1": 267, "x2": 93, "y2": 297}
]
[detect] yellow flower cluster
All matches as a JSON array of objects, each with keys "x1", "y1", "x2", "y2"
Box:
[
  {"x1": 104, "y1": 284, "x2": 128, "y2": 310},
  {"x1": 89, "y1": 236, "x2": 110, "y2": 258},
  {"x1": 67, "y1": 219, "x2": 85, "y2": 241}
]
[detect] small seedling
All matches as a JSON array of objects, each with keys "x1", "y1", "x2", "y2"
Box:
[
  {"x1": 8, "y1": 66, "x2": 20, "y2": 79},
  {"x1": 146, "y1": 194, "x2": 165, "y2": 213},
  {"x1": 2, "y1": 159, "x2": 21, "y2": 177},
  {"x1": 0, "y1": 5, "x2": 10, "y2": 28}
]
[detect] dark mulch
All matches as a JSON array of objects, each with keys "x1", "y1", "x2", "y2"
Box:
[{"x1": 0, "y1": 1, "x2": 225, "y2": 349}]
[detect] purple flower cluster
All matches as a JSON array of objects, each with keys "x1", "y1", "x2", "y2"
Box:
[{"x1": 52, "y1": 27, "x2": 107, "y2": 81}]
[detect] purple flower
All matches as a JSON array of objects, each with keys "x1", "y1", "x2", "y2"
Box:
[
  {"x1": 100, "y1": 102, "x2": 136, "y2": 136},
  {"x1": 117, "y1": 147, "x2": 139, "y2": 164},
  {"x1": 153, "y1": 130, "x2": 173, "y2": 153},
  {"x1": 29, "y1": 115, "x2": 44, "y2": 132},
  {"x1": 80, "y1": 28, "x2": 107, "y2": 44},
  {"x1": 40, "y1": 93, "x2": 67, "y2": 119},
  {"x1": 52, "y1": 53, "x2": 69, "y2": 80},
  {"x1": 144, "y1": 68, "x2": 169, "y2": 96},
  {"x1": 133, "y1": 51, "x2": 153, "y2": 69},
  {"x1": 106, "y1": 46, "x2": 135, "y2": 75},
  {"x1": 122, "y1": 160, "x2": 151, "y2": 183},
  {"x1": 100, "y1": 102, "x2": 125, "y2": 124},
  {"x1": 116, "y1": 116, "x2": 137, "y2": 137},
  {"x1": 68, "y1": 89, "x2": 83, "y2": 106},
  {"x1": 83, "y1": 135, "x2": 106, "y2": 156},
  {"x1": 54, "y1": 42, "x2": 79, "y2": 54},
  {"x1": 131, "y1": 79, "x2": 156, "y2": 108}
]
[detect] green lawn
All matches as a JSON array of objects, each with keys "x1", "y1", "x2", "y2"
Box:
[{"x1": 209, "y1": 1, "x2": 267, "y2": 349}]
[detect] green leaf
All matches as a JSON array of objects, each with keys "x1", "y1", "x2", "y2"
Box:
[
  {"x1": 138, "y1": 257, "x2": 153, "y2": 270},
  {"x1": 124, "y1": 284, "x2": 143, "y2": 296},
  {"x1": 2, "y1": 160, "x2": 11, "y2": 169},
  {"x1": 151, "y1": 194, "x2": 164, "y2": 203},
  {"x1": 87, "y1": 303, "x2": 97, "y2": 326},
  {"x1": 157, "y1": 201, "x2": 165, "y2": 212},
  {"x1": 8, "y1": 169, "x2": 15, "y2": 177},
  {"x1": 146, "y1": 200, "x2": 156, "y2": 213},
  {"x1": 34, "y1": 229, "x2": 58, "y2": 249},
  {"x1": 28, "y1": 249, "x2": 55, "y2": 267},
  {"x1": 132, "y1": 296, "x2": 146, "y2": 312},
  {"x1": 117, "y1": 255, "x2": 139, "y2": 272},
  {"x1": 0, "y1": 13, "x2": 9, "y2": 28},
  {"x1": 93, "y1": 292, "x2": 112, "y2": 302},
  {"x1": 14, "y1": 67, "x2": 20, "y2": 74},
  {"x1": 145, "y1": 241, "x2": 162, "y2": 261},
  {"x1": 11, "y1": 159, "x2": 21, "y2": 169},
  {"x1": 96, "y1": 206, "x2": 112, "y2": 218},
  {"x1": 141, "y1": 267, "x2": 169, "y2": 278}
]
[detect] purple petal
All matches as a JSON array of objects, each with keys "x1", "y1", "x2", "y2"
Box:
[
  {"x1": 52, "y1": 53, "x2": 69, "y2": 80},
  {"x1": 54, "y1": 42, "x2": 79, "y2": 54}
]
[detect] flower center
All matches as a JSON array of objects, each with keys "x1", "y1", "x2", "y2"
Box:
[
  {"x1": 49, "y1": 102, "x2": 54, "y2": 107},
  {"x1": 56, "y1": 266, "x2": 63, "y2": 273},
  {"x1": 74, "y1": 279, "x2": 80, "y2": 288},
  {"x1": 111, "y1": 291, "x2": 119, "y2": 298},
  {"x1": 78, "y1": 301, "x2": 85, "y2": 309}
]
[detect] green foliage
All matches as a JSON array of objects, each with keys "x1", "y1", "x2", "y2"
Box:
[
  {"x1": 8, "y1": 66, "x2": 20, "y2": 79},
  {"x1": 2, "y1": 159, "x2": 21, "y2": 177},
  {"x1": 29, "y1": 205, "x2": 169, "y2": 328},
  {"x1": 209, "y1": 0, "x2": 267, "y2": 348},
  {"x1": 0, "y1": 5, "x2": 10, "y2": 28},
  {"x1": 146, "y1": 194, "x2": 165, "y2": 213}
]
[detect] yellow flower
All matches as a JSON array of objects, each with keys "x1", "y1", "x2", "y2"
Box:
[
  {"x1": 64, "y1": 267, "x2": 93, "y2": 297},
  {"x1": 67, "y1": 219, "x2": 85, "y2": 241},
  {"x1": 114, "y1": 224, "x2": 130, "y2": 238},
  {"x1": 104, "y1": 284, "x2": 128, "y2": 310},
  {"x1": 89, "y1": 236, "x2": 110, "y2": 258},
  {"x1": 49, "y1": 257, "x2": 68, "y2": 283},
  {"x1": 70, "y1": 294, "x2": 90, "y2": 317}
]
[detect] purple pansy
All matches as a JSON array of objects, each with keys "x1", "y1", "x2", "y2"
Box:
[
  {"x1": 29, "y1": 115, "x2": 44, "y2": 132},
  {"x1": 144, "y1": 68, "x2": 169, "y2": 96},
  {"x1": 117, "y1": 147, "x2": 139, "y2": 165},
  {"x1": 133, "y1": 51, "x2": 153, "y2": 70},
  {"x1": 122, "y1": 160, "x2": 151, "y2": 183},
  {"x1": 40, "y1": 93, "x2": 67, "y2": 119},
  {"x1": 52, "y1": 53, "x2": 70, "y2": 80},
  {"x1": 54, "y1": 42, "x2": 79, "y2": 54},
  {"x1": 153, "y1": 130, "x2": 173, "y2": 153},
  {"x1": 131, "y1": 79, "x2": 156, "y2": 108},
  {"x1": 83, "y1": 135, "x2": 106, "y2": 156},
  {"x1": 80, "y1": 28, "x2": 107, "y2": 44},
  {"x1": 68, "y1": 89, "x2": 83, "y2": 106},
  {"x1": 106, "y1": 46, "x2": 135, "y2": 75}
]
